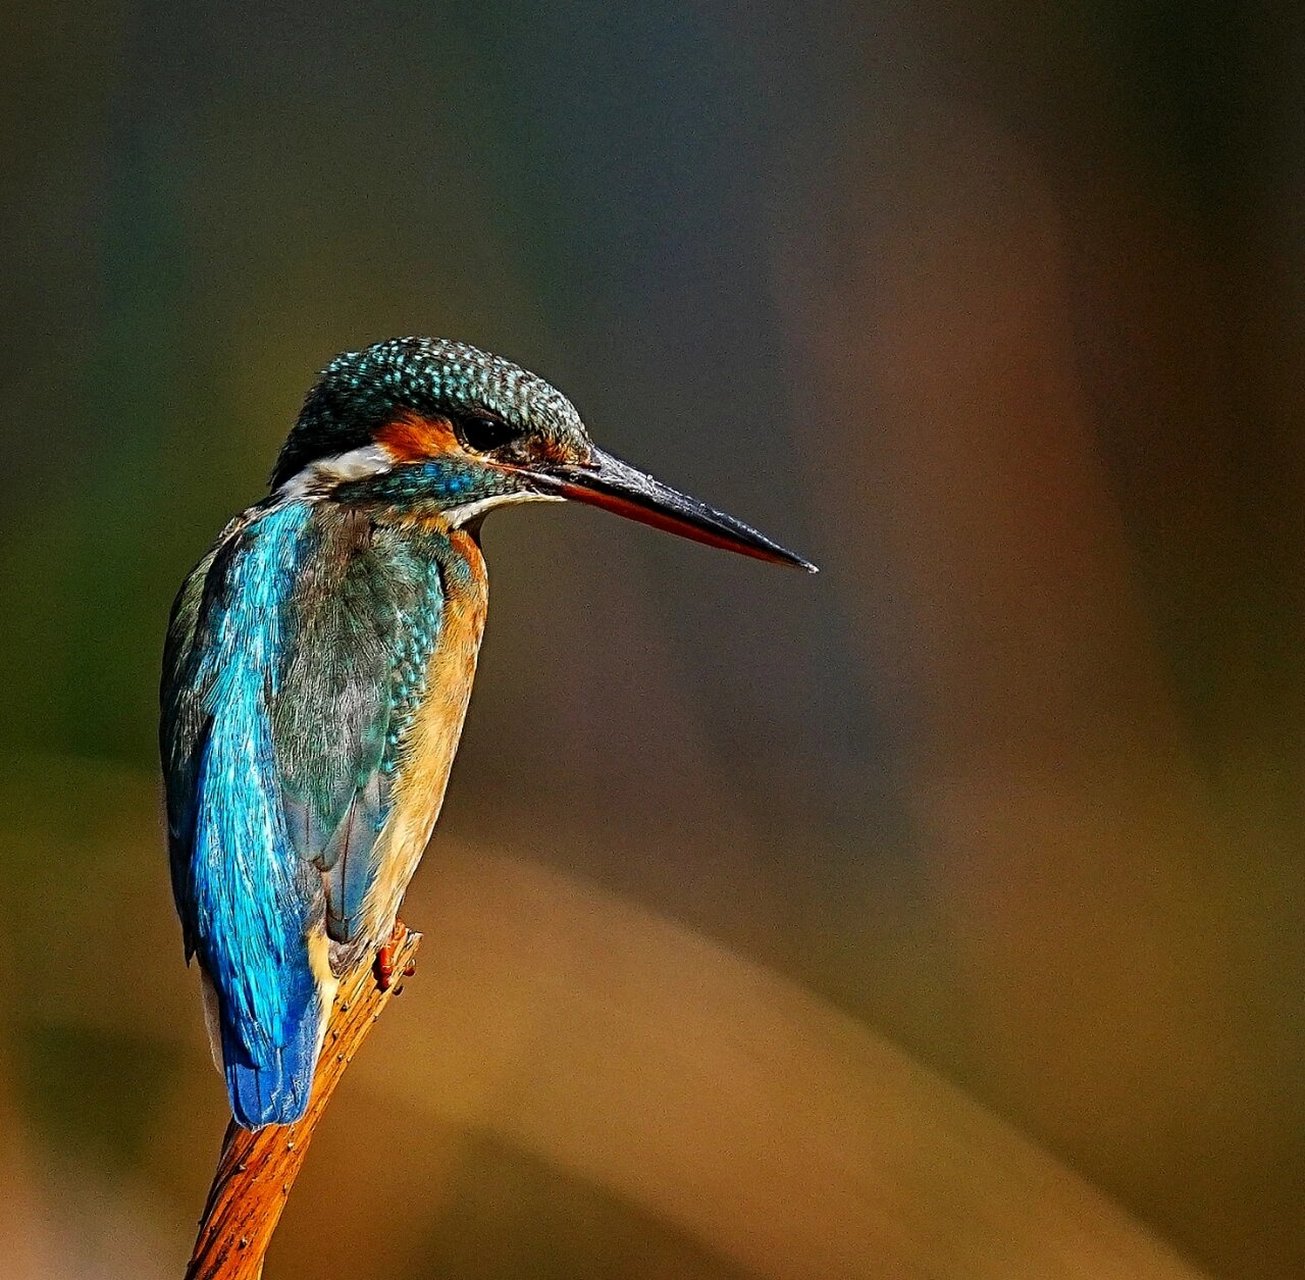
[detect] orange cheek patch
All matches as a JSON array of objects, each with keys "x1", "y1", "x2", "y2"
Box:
[{"x1": 377, "y1": 412, "x2": 461, "y2": 461}]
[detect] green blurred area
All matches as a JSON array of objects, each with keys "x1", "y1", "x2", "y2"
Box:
[{"x1": 1, "y1": 3, "x2": 1302, "y2": 1277}]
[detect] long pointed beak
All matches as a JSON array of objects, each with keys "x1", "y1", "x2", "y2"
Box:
[{"x1": 522, "y1": 446, "x2": 817, "y2": 572}]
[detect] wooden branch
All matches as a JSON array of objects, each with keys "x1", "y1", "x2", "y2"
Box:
[{"x1": 184, "y1": 927, "x2": 422, "y2": 1280}]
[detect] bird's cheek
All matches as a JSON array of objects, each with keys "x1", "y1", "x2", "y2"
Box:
[{"x1": 376, "y1": 412, "x2": 460, "y2": 462}]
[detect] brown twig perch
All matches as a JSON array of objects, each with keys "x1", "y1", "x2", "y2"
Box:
[{"x1": 184, "y1": 926, "x2": 422, "y2": 1280}]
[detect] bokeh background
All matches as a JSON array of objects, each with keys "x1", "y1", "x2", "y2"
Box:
[{"x1": 1, "y1": 3, "x2": 1302, "y2": 1277}]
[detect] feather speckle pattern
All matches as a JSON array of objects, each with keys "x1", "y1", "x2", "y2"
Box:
[{"x1": 270, "y1": 337, "x2": 586, "y2": 490}]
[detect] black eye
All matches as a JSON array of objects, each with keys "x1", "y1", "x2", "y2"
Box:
[{"x1": 456, "y1": 413, "x2": 520, "y2": 453}]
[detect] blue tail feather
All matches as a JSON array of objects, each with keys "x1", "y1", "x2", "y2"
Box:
[{"x1": 220, "y1": 976, "x2": 322, "y2": 1129}]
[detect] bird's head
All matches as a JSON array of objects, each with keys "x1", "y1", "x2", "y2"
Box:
[{"x1": 272, "y1": 337, "x2": 815, "y2": 571}]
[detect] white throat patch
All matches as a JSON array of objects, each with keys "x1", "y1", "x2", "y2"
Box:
[
  {"x1": 276, "y1": 444, "x2": 393, "y2": 500},
  {"x1": 445, "y1": 489, "x2": 563, "y2": 528}
]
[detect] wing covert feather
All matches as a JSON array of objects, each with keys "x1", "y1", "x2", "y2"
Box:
[{"x1": 275, "y1": 515, "x2": 445, "y2": 943}]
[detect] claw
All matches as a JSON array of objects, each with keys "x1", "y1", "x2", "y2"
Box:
[{"x1": 374, "y1": 919, "x2": 409, "y2": 991}]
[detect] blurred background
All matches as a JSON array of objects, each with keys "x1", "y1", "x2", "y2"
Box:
[{"x1": 1, "y1": 2, "x2": 1302, "y2": 1277}]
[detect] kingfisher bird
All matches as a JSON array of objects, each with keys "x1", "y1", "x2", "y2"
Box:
[{"x1": 160, "y1": 337, "x2": 815, "y2": 1129}]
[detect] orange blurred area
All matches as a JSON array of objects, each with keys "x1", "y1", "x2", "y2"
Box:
[{"x1": 1, "y1": 3, "x2": 1302, "y2": 1277}]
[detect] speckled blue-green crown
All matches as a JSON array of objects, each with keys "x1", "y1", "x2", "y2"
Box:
[{"x1": 271, "y1": 337, "x2": 584, "y2": 488}]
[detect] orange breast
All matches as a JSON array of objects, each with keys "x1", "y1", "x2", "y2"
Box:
[{"x1": 359, "y1": 528, "x2": 488, "y2": 945}]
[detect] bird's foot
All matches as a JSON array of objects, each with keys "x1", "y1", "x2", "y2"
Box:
[{"x1": 374, "y1": 919, "x2": 416, "y2": 991}]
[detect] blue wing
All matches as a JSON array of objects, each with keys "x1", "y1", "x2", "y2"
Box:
[
  {"x1": 162, "y1": 502, "x2": 322, "y2": 1126},
  {"x1": 160, "y1": 505, "x2": 443, "y2": 1127}
]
